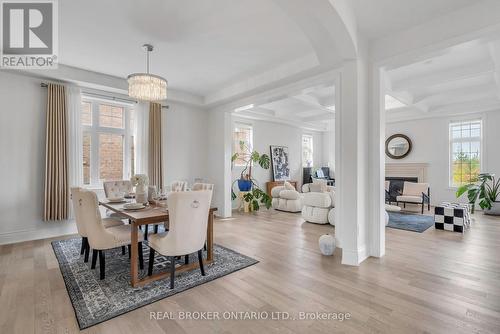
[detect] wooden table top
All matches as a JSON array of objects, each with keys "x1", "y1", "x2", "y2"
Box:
[{"x1": 99, "y1": 200, "x2": 217, "y2": 225}]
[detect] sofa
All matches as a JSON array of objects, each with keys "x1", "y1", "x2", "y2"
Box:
[
  {"x1": 301, "y1": 180, "x2": 335, "y2": 225},
  {"x1": 271, "y1": 182, "x2": 302, "y2": 213}
]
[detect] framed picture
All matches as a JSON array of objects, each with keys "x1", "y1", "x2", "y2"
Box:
[{"x1": 270, "y1": 145, "x2": 290, "y2": 181}]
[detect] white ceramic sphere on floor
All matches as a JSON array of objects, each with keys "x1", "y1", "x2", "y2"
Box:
[{"x1": 319, "y1": 234, "x2": 336, "y2": 256}]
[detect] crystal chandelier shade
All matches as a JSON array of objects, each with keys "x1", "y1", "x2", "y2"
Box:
[{"x1": 127, "y1": 44, "x2": 167, "y2": 101}]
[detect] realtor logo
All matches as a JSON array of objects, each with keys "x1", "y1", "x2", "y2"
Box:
[{"x1": 1, "y1": 0, "x2": 58, "y2": 68}]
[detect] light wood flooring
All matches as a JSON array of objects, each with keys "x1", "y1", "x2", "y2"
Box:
[{"x1": 1, "y1": 208, "x2": 499, "y2": 333}]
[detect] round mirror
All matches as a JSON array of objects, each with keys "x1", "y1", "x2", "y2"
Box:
[{"x1": 385, "y1": 134, "x2": 412, "y2": 159}]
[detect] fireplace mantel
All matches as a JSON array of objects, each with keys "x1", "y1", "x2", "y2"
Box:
[{"x1": 385, "y1": 163, "x2": 429, "y2": 183}]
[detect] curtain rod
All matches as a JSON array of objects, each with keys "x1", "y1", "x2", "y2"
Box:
[{"x1": 40, "y1": 82, "x2": 169, "y2": 109}]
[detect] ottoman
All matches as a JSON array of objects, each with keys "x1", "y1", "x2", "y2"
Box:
[{"x1": 434, "y1": 202, "x2": 471, "y2": 233}]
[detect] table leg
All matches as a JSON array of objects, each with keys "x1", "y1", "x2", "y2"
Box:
[
  {"x1": 207, "y1": 211, "x2": 214, "y2": 261},
  {"x1": 131, "y1": 221, "x2": 139, "y2": 287}
]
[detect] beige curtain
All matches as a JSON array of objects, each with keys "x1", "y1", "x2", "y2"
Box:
[
  {"x1": 44, "y1": 83, "x2": 69, "y2": 220},
  {"x1": 148, "y1": 102, "x2": 163, "y2": 187}
]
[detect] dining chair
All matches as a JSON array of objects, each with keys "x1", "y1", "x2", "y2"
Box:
[
  {"x1": 192, "y1": 183, "x2": 214, "y2": 191},
  {"x1": 103, "y1": 180, "x2": 132, "y2": 219},
  {"x1": 171, "y1": 181, "x2": 188, "y2": 192},
  {"x1": 70, "y1": 187, "x2": 124, "y2": 262},
  {"x1": 73, "y1": 188, "x2": 144, "y2": 279},
  {"x1": 147, "y1": 190, "x2": 213, "y2": 289}
]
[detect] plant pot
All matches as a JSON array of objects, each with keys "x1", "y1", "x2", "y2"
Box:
[
  {"x1": 237, "y1": 179, "x2": 252, "y2": 192},
  {"x1": 484, "y1": 201, "x2": 500, "y2": 216}
]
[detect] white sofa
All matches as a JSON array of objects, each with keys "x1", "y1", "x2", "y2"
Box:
[
  {"x1": 271, "y1": 182, "x2": 302, "y2": 213},
  {"x1": 301, "y1": 180, "x2": 335, "y2": 225}
]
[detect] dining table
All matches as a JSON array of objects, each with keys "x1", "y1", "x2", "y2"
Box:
[{"x1": 99, "y1": 199, "x2": 217, "y2": 287}]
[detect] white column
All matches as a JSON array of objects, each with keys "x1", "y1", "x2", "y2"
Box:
[{"x1": 207, "y1": 109, "x2": 232, "y2": 218}]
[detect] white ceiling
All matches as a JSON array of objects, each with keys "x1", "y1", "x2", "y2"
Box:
[
  {"x1": 59, "y1": 0, "x2": 313, "y2": 96},
  {"x1": 233, "y1": 84, "x2": 335, "y2": 132},
  {"x1": 352, "y1": 0, "x2": 478, "y2": 40},
  {"x1": 385, "y1": 37, "x2": 500, "y2": 121}
]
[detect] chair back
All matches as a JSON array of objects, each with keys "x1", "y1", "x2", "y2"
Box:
[
  {"x1": 72, "y1": 188, "x2": 109, "y2": 249},
  {"x1": 402, "y1": 182, "x2": 429, "y2": 196},
  {"x1": 103, "y1": 180, "x2": 132, "y2": 198},
  {"x1": 71, "y1": 187, "x2": 87, "y2": 237},
  {"x1": 161, "y1": 190, "x2": 212, "y2": 255},
  {"x1": 192, "y1": 183, "x2": 214, "y2": 191},
  {"x1": 171, "y1": 180, "x2": 188, "y2": 192}
]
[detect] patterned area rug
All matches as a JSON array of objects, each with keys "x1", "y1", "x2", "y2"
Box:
[
  {"x1": 52, "y1": 237, "x2": 258, "y2": 329},
  {"x1": 388, "y1": 212, "x2": 434, "y2": 233}
]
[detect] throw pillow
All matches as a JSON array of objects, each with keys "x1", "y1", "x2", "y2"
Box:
[
  {"x1": 283, "y1": 181, "x2": 295, "y2": 191},
  {"x1": 309, "y1": 183, "x2": 326, "y2": 193}
]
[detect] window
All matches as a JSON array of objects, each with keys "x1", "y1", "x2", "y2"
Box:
[
  {"x1": 449, "y1": 120, "x2": 481, "y2": 187},
  {"x1": 302, "y1": 134, "x2": 314, "y2": 167},
  {"x1": 81, "y1": 98, "x2": 135, "y2": 187},
  {"x1": 233, "y1": 123, "x2": 253, "y2": 166}
]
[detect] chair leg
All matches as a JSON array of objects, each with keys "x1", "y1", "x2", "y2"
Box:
[
  {"x1": 184, "y1": 254, "x2": 189, "y2": 265},
  {"x1": 138, "y1": 242, "x2": 144, "y2": 270},
  {"x1": 144, "y1": 225, "x2": 149, "y2": 240},
  {"x1": 99, "y1": 250, "x2": 105, "y2": 280},
  {"x1": 422, "y1": 203, "x2": 424, "y2": 214},
  {"x1": 198, "y1": 249, "x2": 205, "y2": 276},
  {"x1": 121, "y1": 246, "x2": 126, "y2": 255},
  {"x1": 80, "y1": 237, "x2": 86, "y2": 255},
  {"x1": 154, "y1": 224, "x2": 159, "y2": 234},
  {"x1": 127, "y1": 245, "x2": 131, "y2": 259},
  {"x1": 84, "y1": 243, "x2": 90, "y2": 263},
  {"x1": 170, "y1": 256, "x2": 176, "y2": 289},
  {"x1": 404, "y1": 203, "x2": 406, "y2": 208},
  {"x1": 148, "y1": 248, "x2": 155, "y2": 276},
  {"x1": 204, "y1": 242, "x2": 207, "y2": 251},
  {"x1": 91, "y1": 249, "x2": 98, "y2": 269}
]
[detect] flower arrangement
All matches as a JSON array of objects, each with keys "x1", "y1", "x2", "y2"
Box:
[{"x1": 130, "y1": 174, "x2": 149, "y2": 187}]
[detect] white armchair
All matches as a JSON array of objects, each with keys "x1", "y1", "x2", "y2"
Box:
[
  {"x1": 301, "y1": 180, "x2": 336, "y2": 225},
  {"x1": 147, "y1": 190, "x2": 213, "y2": 289},
  {"x1": 271, "y1": 181, "x2": 302, "y2": 212},
  {"x1": 72, "y1": 188, "x2": 144, "y2": 279},
  {"x1": 396, "y1": 181, "x2": 430, "y2": 214}
]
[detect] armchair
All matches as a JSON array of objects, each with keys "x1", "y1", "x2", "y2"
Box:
[
  {"x1": 301, "y1": 179, "x2": 336, "y2": 225},
  {"x1": 271, "y1": 181, "x2": 302, "y2": 213},
  {"x1": 396, "y1": 181, "x2": 430, "y2": 214}
]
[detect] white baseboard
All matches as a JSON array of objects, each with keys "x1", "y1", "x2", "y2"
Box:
[
  {"x1": 341, "y1": 246, "x2": 368, "y2": 266},
  {"x1": 0, "y1": 221, "x2": 78, "y2": 245}
]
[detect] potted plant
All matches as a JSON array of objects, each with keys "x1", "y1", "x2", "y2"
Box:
[
  {"x1": 231, "y1": 141, "x2": 272, "y2": 211},
  {"x1": 456, "y1": 173, "x2": 500, "y2": 215}
]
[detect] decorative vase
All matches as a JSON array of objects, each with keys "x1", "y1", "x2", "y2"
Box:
[
  {"x1": 318, "y1": 234, "x2": 336, "y2": 256},
  {"x1": 135, "y1": 184, "x2": 148, "y2": 204},
  {"x1": 238, "y1": 179, "x2": 252, "y2": 192}
]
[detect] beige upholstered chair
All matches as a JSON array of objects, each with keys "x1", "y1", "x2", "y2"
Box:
[
  {"x1": 192, "y1": 183, "x2": 214, "y2": 191},
  {"x1": 271, "y1": 181, "x2": 302, "y2": 212},
  {"x1": 70, "y1": 187, "x2": 124, "y2": 262},
  {"x1": 301, "y1": 179, "x2": 336, "y2": 225},
  {"x1": 103, "y1": 180, "x2": 132, "y2": 220},
  {"x1": 396, "y1": 181, "x2": 430, "y2": 214},
  {"x1": 147, "y1": 190, "x2": 212, "y2": 289},
  {"x1": 171, "y1": 181, "x2": 188, "y2": 192},
  {"x1": 73, "y1": 188, "x2": 144, "y2": 279}
]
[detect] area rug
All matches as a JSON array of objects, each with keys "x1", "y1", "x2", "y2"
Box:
[
  {"x1": 387, "y1": 212, "x2": 434, "y2": 233},
  {"x1": 52, "y1": 237, "x2": 258, "y2": 329}
]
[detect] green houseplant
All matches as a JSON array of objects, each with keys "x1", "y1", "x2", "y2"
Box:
[
  {"x1": 231, "y1": 141, "x2": 272, "y2": 211},
  {"x1": 456, "y1": 173, "x2": 500, "y2": 214}
]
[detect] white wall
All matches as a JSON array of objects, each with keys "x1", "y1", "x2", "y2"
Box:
[
  {"x1": 386, "y1": 111, "x2": 500, "y2": 206},
  {"x1": 0, "y1": 71, "x2": 210, "y2": 244},
  {"x1": 231, "y1": 116, "x2": 326, "y2": 191}
]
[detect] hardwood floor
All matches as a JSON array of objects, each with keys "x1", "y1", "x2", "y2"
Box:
[{"x1": 1, "y1": 209, "x2": 499, "y2": 333}]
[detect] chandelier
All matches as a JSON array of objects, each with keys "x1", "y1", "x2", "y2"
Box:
[{"x1": 127, "y1": 44, "x2": 167, "y2": 101}]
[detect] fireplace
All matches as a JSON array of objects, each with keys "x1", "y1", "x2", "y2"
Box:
[{"x1": 385, "y1": 176, "x2": 418, "y2": 203}]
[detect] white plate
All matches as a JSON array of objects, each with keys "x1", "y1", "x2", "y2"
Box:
[
  {"x1": 107, "y1": 197, "x2": 125, "y2": 203},
  {"x1": 123, "y1": 203, "x2": 145, "y2": 210}
]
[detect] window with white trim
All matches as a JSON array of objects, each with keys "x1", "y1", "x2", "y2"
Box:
[
  {"x1": 81, "y1": 98, "x2": 135, "y2": 187},
  {"x1": 449, "y1": 120, "x2": 482, "y2": 187},
  {"x1": 232, "y1": 123, "x2": 253, "y2": 166},
  {"x1": 302, "y1": 134, "x2": 314, "y2": 167}
]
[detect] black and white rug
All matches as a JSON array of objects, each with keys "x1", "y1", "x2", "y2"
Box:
[{"x1": 52, "y1": 237, "x2": 258, "y2": 329}]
